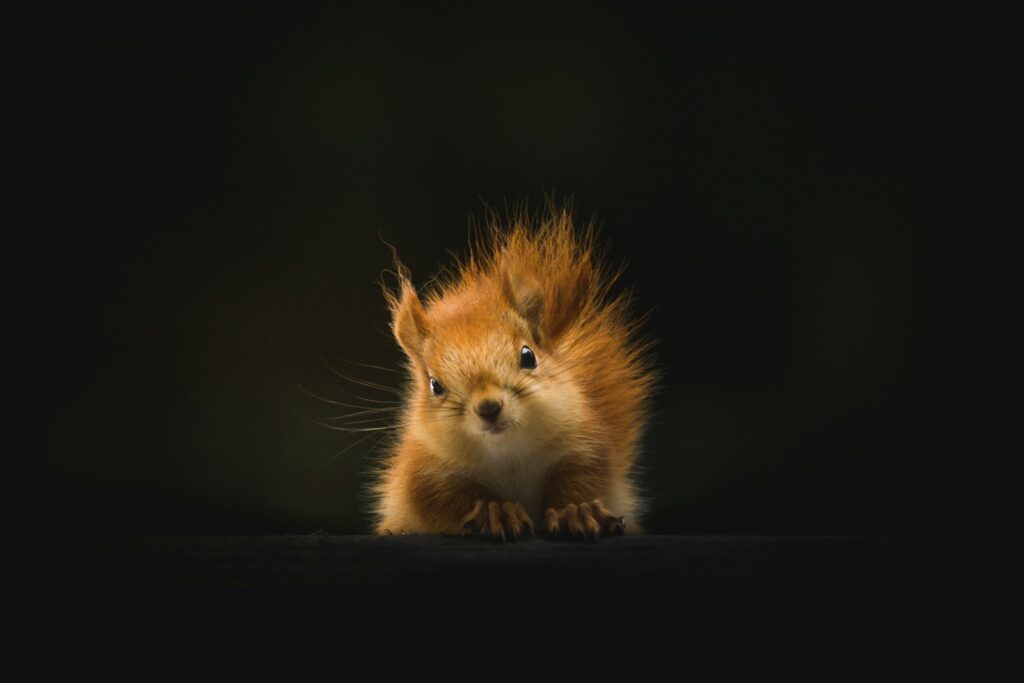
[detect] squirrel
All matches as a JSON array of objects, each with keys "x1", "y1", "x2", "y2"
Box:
[{"x1": 370, "y1": 205, "x2": 656, "y2": 540}]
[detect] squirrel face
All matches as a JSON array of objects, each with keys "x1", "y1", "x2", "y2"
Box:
[{"x1": 390, "y1": 276, "x2": 587, "y2": 463}]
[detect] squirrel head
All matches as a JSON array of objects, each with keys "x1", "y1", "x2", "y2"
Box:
[{"x1": 386, "y1": 265, "x2": 587, "y2": 462}]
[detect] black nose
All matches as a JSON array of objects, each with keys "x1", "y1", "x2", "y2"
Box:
[{"x1": 474, "y1": 398, "x2": 503, "y2": 421}]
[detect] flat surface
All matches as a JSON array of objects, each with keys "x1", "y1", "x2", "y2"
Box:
[{"x1": 62, "y1": 535, "x2": 927, "y2": 597}]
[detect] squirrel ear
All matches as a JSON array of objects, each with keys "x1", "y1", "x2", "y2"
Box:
[
  {"x1": 391, "y1": 283, "x2": 429, "y2": 360},
  {"x1": 502, "y1": 270, "x2": 544, "y2": 343}
]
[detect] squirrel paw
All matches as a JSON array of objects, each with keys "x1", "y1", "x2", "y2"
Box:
[
  {"x1": 544, "y1": 499, "x2": 625, "y2": 540},
  {"x1": 460, "y1": 500, "x2": 535, "y2": 542}
]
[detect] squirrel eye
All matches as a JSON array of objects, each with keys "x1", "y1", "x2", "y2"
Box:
[
  {"x1": 520, "y1": 345, "x2": 537, "y2": 369},
  {"x1": 429, "y1": 377, "x2": 445, "y2": 396}
]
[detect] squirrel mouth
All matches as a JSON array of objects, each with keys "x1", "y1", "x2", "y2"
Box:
[{"x1": 482, "y1": 423, "x2": 509, "y2": 435}]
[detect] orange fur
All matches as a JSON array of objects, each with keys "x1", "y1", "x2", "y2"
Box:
[{"x1": 371, "y1": 203, "x2": 656, "y2": 539}]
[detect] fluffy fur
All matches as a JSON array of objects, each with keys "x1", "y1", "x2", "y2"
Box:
[{"x1": 371, "y1": 204, "x2": 656, "y2": 539}]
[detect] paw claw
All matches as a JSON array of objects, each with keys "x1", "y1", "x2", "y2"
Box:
[
  {"x1": 544, "y1": 499, "x2": 626, "y2": 540},
  {"x1": 460, "y1": 499, "x2": 535, "y2": 543}
]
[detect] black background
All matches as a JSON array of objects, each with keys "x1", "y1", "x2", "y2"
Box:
[{"x1": 19, "y1": 2, "x2": 957, "y2": 538}]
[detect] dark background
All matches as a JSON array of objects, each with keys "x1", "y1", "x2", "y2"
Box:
[{"x1": 19, "y1": 2, "x2": 955, "y2": 537}]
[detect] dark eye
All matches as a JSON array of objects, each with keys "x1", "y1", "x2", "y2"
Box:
[
  {"x1": 520, "y1": 345, "x2": 537, "y2": 369},
  {"x1": 429, "y1": 377, "x2": 445, "y2": 396}
]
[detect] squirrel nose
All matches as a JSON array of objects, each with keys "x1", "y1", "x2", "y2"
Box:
[{"x1": 474, "y1": 398, "x2": 503, "y2": 421}]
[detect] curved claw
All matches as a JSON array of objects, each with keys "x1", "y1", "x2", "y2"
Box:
[
  {"x1": 461, "y1": 499, "x2": 535, "y2": 543},
  {"x1": 544, "y1": 499, "x2": 626, "y2": 540}
]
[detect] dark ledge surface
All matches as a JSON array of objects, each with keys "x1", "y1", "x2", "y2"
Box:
[{"x1": 61, "y1": 535, "x2": 927, "y2": 598}]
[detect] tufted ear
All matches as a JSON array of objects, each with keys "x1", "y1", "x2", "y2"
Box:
[
  {"x1": 391, "y1": 283, "x2": 429, "y2": 361},
  {"x1": 502, "y1": 269, "x2": 544, "y2": 343}
]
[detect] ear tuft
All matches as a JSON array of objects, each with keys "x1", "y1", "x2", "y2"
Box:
[
  {"x1": 502, "y1": 270, "x2": 544, "y2": 342},
  {"x1": 391, "y1": 283, "x2": 429, "y2": 360}
]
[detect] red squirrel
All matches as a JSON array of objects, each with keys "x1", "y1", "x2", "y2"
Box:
[{"x1": 371, "y1": 206, "x2": 655, "y2": 539}]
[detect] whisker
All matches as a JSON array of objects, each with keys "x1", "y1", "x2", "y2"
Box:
[
  {"x1": 516, "y1": 353, "x2": 624, "y2": 399},
  {"x1": 299, "y1": 384, "x2": 398, "y2": 412},
  {"x1": 321, "y1": 407, "x2": 398, "y2": 420},
  {"x1": 318, "y1": 423, "x2": 400, "y2": 433},
  {"x1": 296, "y1": 409, "x2": 400, "y2": 433},
  {"x1": 319, "y1": 431, "x2": 380, "y2": 470},
  {"x1": 426, "y1": 400, "x2": 466, "y2": 413},
  {"x1": 340, "y1": 357, "x2": 402, "y2": 375},
  {"x1": 321, "y1": 357, "x2": 403, "y2": 395},
  {"x1": 322, "y1": 416, "x2": 397, "y2": 426},
  {"x1": 331, "y1": 390, "x2": 401, "y2": 406},
  {"x1": 417, "y1": 412, "x2": 462, "y2": 427},
  {"x1": 334, "y1": 372, "x2": 403, "y2": 396},
  {"x1": 527, "y1": 355, "x2": 594, "y2": 386},
  {"x1": 441, "y1": 385, "x2": 470, "y2": 403}
]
